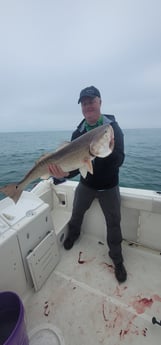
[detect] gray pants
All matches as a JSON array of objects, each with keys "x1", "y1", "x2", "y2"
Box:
[{"x1": 68, "y1": 182, "x2": 123, "y2": 265}]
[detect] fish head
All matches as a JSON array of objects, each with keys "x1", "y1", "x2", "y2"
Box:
[{"x1": 89, "y1": 124, "x2": 114, "y2": 158}]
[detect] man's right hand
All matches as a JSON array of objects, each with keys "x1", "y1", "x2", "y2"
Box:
[{"x1": 48, "y1": 164, "x2": 69, "y2": 178}]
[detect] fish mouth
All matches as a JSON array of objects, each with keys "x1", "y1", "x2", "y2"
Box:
[{"x1": 89, "y1": 148, "x2": 96, "y2": 157}]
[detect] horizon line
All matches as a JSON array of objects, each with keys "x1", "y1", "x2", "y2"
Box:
[{"x1": 0, "y1": 127, "x2": 161, "y2": 133}]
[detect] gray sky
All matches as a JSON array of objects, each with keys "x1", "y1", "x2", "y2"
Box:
[{"x1": 0, "y1": 0, "x2": 161, "y2": 131}]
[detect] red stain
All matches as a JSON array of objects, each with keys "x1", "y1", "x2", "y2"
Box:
[
  {"x1": 132, "y1": 297, "x2": 153, "y2": 314},
  {"x1": 119, "y1": 329, "x2": 123, "y2": 337},
  {"x1": 102, "y1": 303, "x2": 108, "y2": 322},
  {"x1": 44, "y1": 301, "x2": 50, "y2": 316},
  {"x1": 101, "y1": 262, "x2": 114, "y2": 273},
  {"x1": 102, "y1": 305, "x2": 126, "y2": 330},
  {"x1": 152, "y1": 294, "x2": 161, "y2": 302},
  {"x1": 78, "y1": 251, "x2": 85, "y2": 264},
  {"x1": 120, "y1": 315, "x2": 138, "y2": 339},
  {"x1": 140, "y1": 298, "x2": 153, "y2": 306},
  {"x1": 114, "y1": 285, "x2": 128, "y2": 297},
  {"x1": 98, "y1": 241, "x2": 104, "y2": 245},
  {"x1": 102, "y1": 303, "x2": 148, "y2": 340},
  {"x1": 78, "y1": 251, "x2": 95, "y2": 264},
  {"x1": 142, "y1": 328, "x2": 148, "y2": 337},
  {"x1": 120, "y1": 326, "x2": 147, "y2": 339}
]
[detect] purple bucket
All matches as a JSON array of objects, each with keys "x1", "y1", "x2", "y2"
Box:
[{"x1": 0, "y1": 291, "x2": 29, "y2": 345}]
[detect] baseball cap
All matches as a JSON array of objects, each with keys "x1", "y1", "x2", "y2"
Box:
[{"x1": 78, "y1": 86, "x2": 101, "y2": 104}]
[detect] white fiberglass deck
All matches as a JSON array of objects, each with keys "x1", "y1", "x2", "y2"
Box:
[{"x1": 25, "y1": 233, "x2": 161, "y2": 345}]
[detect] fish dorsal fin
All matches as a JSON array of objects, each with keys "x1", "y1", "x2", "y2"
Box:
[
  {"x1": 79, "y1": 159, "x2": 93, "y2": 178},
  {"x1": 35, "y1": 141, "x2": 70, "y2": 165},
  {"x1": 55, "y1": 141, "x2": 70, "y2": 151}
]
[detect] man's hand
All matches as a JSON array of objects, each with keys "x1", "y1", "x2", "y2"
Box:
[{"x1": 48, "y1": 164, "x2": 69, "y2": 178}]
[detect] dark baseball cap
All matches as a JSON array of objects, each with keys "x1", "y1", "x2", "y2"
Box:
[{"x1": 78, "y1": 86, "x2": 101, "y2": 104}]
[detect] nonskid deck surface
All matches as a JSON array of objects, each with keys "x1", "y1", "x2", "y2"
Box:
[{"x1": 25, "y1": 234, "x2": 161, "y2": 345}]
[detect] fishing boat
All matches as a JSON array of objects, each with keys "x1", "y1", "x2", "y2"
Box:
[{"x1": 0, "y1": 178, "x2": 161, "y2": 344}]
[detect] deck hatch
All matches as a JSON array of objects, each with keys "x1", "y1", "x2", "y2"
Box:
[{"x1": 26, "y1": 230, "x2": 60, "y2": 291}]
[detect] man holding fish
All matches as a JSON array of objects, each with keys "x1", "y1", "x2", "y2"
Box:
[
  {"x1": 0, "y1": 86, "x2": 126, "y2": 283},
  {"x1": 49, "y1": 86, "x2": 127, "y2": 283}
]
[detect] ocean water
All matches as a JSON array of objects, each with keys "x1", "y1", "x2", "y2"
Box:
[{"x1": 0, "y1": 128, "x2": 161, "y2": 201}]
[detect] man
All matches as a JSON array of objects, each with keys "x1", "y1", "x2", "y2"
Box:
[{"x1": 49, "y1": 86, "x2": 127, "y2": 283}]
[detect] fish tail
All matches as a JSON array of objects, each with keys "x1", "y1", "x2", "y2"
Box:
[{"x1": 0, "y1": 183, "x2": 23, "y2": 204}]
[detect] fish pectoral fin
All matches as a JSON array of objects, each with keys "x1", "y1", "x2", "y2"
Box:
[
  {"x1": 79, "y1": 159, "x2": 93, "y2": 178},
  {"x1": 79, "y1": 167, "x2": 88, "y2": 178},
  {"x1": 84, "y1": 159, "x2": 93, "y2": 174}
]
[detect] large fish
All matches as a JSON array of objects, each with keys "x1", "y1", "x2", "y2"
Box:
[{"x1": 0, "y1": 124, "x2": 114, "y2": 203}]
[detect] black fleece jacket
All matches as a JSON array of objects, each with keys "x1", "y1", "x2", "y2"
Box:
[{"x1": 68, "y1": 114, "x2": 125, "y2": 190}]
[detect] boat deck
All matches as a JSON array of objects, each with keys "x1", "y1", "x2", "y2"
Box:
[{"x1": 25, "y1": 233, "x2": 161, "y2": 345}]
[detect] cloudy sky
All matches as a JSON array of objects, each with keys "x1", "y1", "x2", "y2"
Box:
[{"x1": 0, "y1": 0, "x2": 161, "y2": 131}]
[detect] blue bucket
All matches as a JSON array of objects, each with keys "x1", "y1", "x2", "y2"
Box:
[{"x1": 0, "y1": 291, "x2": 29, "y2": 345}]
